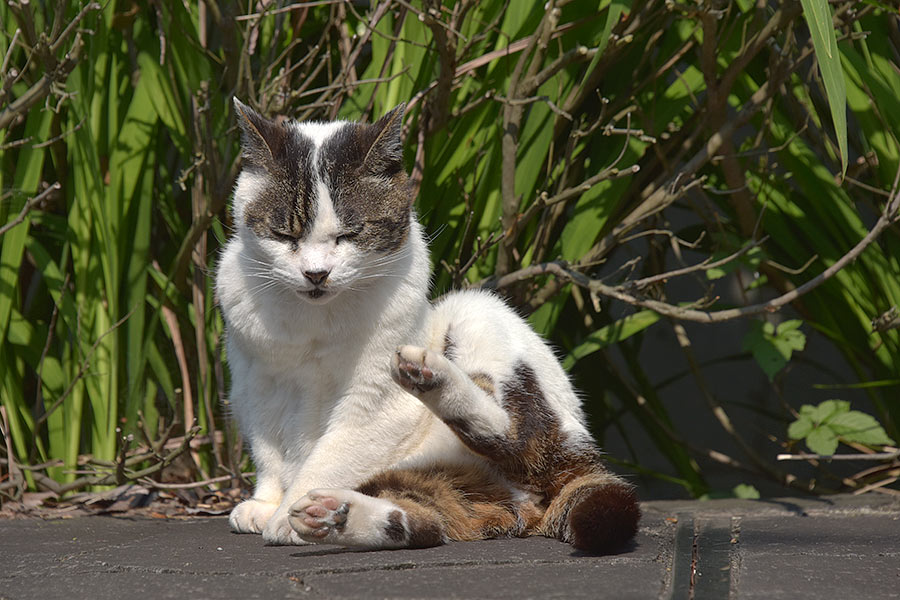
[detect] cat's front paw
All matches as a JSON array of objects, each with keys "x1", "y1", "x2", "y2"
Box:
[
  {"x1": 392, "y1": 345, "x2": 446, "y2": 393},
  {"x1": 229, "y1": 499, "x2": 278, "y2": 534},
  {"x1": 262, "y1": 508, "x2": 310, "y2": 545}
]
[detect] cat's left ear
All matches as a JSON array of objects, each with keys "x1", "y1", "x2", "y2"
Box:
[{"x1": 362, "y1": 103, "x2": 405, "y2": 177}]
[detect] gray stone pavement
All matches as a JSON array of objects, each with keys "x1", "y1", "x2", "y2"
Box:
[{"x1": 1, "y1": 494, "x2": 898, "y2": 599}]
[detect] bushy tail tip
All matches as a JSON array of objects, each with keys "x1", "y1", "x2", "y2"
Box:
[{"x1": 568, "y1": 482, "x2": 641, "y2": 554}]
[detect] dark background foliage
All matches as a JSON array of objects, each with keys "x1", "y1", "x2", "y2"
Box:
[{"x1": 1, "y1": 1, "x2": 898, "y2": 503}]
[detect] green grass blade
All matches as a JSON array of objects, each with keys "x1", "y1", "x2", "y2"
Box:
[
  {"x1": 563, "y1": 311, "x2": 662, "y2": 370},
  {"x1": 800, "y1": 0, "x2": 848, "y2": 177}
]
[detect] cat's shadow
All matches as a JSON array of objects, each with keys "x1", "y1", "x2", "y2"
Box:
[
  {"x1": 288, "y1": 545, "x2": 384, "y2": 558},
  {"x1": 569, "y1": 538, "x2": 640, "y2": 558},
  {"x1": 286, "y1": 537, "x2": 641, "y2": 559}
]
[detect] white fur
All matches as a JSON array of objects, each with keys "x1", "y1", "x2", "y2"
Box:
[
  {"x1": 426, "y1": 290, "x2": 591, "y2": 441},
  {"x1": 218, "y1": 121, "x2": 594, "y2": 546},
  {"x1": 289, "y1": 488, "x2": 413, "y2": 548},
  {"x1": 291, "y1": 120, "x2": 347, "y2": 147}
]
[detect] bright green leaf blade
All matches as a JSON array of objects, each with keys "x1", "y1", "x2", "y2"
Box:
[
  {"x1": 800, "y1": 0, "x2": 848, "y2": 177},
  {"x1": 563, "y1": 311, "x2": 661, "y2": 370}
]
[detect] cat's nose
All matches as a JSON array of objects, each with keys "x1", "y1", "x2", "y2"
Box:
[{"x1": 303, "y1": 269, "x2": 330, "y2": 286}]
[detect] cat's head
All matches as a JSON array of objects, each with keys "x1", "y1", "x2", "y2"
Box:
[{"x1": 231, "y1": 99, "x2": 414, "y2": 304}]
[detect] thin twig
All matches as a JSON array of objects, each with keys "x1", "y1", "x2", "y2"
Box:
[
  {"x1": 0, "y1": 182, "x2": 61, "y2": 237},
  {"x1": 137, "y1": 474, "x2": 240, "y2": 490},
  {"x1": 777, "y1": 451, "x2": 900, "y2": 461},
  {"x1": 672, "y1": 322, "x2": 799, "y2": 487},
  {"x1": 235, "y1": 0, "x2": 344, "y2": 21},
  {"x1": 504, "y1": 162, "x2": 900, "y2": 322},
  {"x1": 0, "y1": 406, "x2": 24, "y2": 499},
  {"x1": 625, "y1": 236, "x2": 769, "y2": 291},
  {"x1": 30, "y1": 427, "x2": 201, "y2": 497}
]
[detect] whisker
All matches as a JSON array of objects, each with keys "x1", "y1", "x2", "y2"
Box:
[{"x1": 425, "y1": 224, "x2": 447, "y2": 243}]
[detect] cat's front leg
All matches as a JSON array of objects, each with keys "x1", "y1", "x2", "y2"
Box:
[
  {"x1": 262, "y1": 494, "x2": 310, "y2": 545},
  {"x1": 261, "y1": 406, "x2": 420, "y2": 545},
  {"x1": 229, "y1": 438, "x2": 284, "y2": 534},
  {"x1": 230, "y1": 498, "x2": 279, "y2": 534},
  {"x1": 258, "y1": 461, "x2": 312, "y2": 545}
]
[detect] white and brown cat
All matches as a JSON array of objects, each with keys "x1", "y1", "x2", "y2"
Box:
[{"x1": 215, "y1": 100, "x2": 640, "y2": 553}]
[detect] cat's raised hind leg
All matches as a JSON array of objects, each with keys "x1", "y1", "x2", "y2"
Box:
[{"x1": 392, "y1": 345, "x2": 510, "y2": 441}]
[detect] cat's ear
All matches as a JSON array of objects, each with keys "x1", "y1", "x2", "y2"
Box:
[
  {"x1": 233, "y1": 98, "x2": 286, "y2": 168},
  {"x1": 361, "y1": 103, "x2": 405, "y2": 176}
]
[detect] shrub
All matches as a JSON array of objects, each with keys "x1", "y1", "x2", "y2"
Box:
[{"x1": 1, "y1": 0, "x2": 897, "y2": 500}]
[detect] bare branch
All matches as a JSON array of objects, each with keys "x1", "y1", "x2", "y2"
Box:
[
  {"x1": 235, "y1": 1, "x2": 344, "y2": 22},
  {"x1": 138, "y1": 473, "x2": 248, "y2": 490},
  {"x1": 30, "y1": 427, "x2": 201, "y2": 497},
  {"x1": 0, "y1": 182, "x2": 61, "y2": 237},
  {"x1": 484, "y1": 165, "x2": 899, "y2": 323},
  {"x1": 625, "y1": 236, "x2": 769, "y2": 292},
  {"x1": 777, "y1": 451, "x2": 900, "y2": 461},
  {"x1": 34, "y1": 308, "x2": 134, "y2": 429},
  {"x1": 0, "y1": 3, "x2": 100, "y2": 130}
]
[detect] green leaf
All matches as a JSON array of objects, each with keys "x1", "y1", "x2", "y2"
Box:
[
  {"x1": 829, "y1": 411, "x2": 896, "y2": 446},
  {"x1": 807, "y1": 399, "x2": 850, "y2": 424},
  {"x1": 806, "y1": 425, "x2": 839, "y2": 455},
  {"x1": 733, "y1": 483, "x2": 761, "y2": 499},
  {"x1": 813, "y1": 379, "x2": 900, "y2": 390},
  {"x1": 743, "y1": 319, "x2": 807, "y2": 381},
  {"x1": 787, "y1": 415, "x2": 814, "y2": 440},
  {"x1": 800, "y1": 0, "x2": 848, "y2": 177},
  {"x1": 770, "y1": 320, "x2": 807, "y2": 360},
  {"x1": 788, "y1": 400, "x2": 892, "y2": 454},
  {"x1": 705, "y1": 247, "x2": 763, "y2": 280},
  {"x1": 573, "y1": 0, "x2": 626, "y2": 101}
]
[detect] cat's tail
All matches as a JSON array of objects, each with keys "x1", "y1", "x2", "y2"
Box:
[{"x1": 540, "y1": 472, "x2": 640, "y2": 554}]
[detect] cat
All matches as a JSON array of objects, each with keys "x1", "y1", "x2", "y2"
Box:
[{"x1": 215, "y1": 99, "x2": 640, "y2": 553}]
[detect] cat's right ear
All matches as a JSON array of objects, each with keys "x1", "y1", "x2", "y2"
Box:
[
  {"x1": 233, "y1": 98, "x2": 285, "y2": 168},
  {"x1": 361, "y1": 103, "x2": 406, "y2": 177}
]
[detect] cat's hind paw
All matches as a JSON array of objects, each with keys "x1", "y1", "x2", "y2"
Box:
[
  {"x1": 229, "y1": 498, "x2": 278, "y2": 534},
  {"x1": 288, "y1": 491, "x2": 350, "y2": 541},
  {"x1": 289, "y1": 488, "x2": 411, "y2": 549},
  {"x1": 392, "y1": 345, "x2": 448, "y2": 393}
]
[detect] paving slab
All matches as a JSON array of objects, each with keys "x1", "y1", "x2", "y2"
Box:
[
  {"x1": 643, "y1": 494, "x2": 900, "y2": 600},
  {"x1": 737, "y1": 514, "x2": 900, "y2": 600},
  {"x1": 1, "y1": 494, "x2": 898, "y2": 599},
  {"x1": 0, "y1": 512, "x2": 671, "y2": 599}
]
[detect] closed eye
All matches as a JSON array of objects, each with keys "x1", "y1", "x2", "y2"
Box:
[
  {"x1": 269, "y1": 229, "x2": 298, "y2": 244},
  {"x1": 336, "y1": 227, "x2": 362, "y2": 244}
]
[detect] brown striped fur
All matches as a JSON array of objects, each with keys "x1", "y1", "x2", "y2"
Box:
[
  {"x1": 468, "y1": 372, "x2": 495, "y2": 397},
  {"x1": 356, "y1": 464, "x2": 542, "y2": 546},
  {"x1": 355, "y1": 360, "x2": 639, "y2": 554}
]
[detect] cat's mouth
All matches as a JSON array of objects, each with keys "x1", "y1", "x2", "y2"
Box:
[{"x1": 297, "y1": 287, "x2": 338, "y2": 304}]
